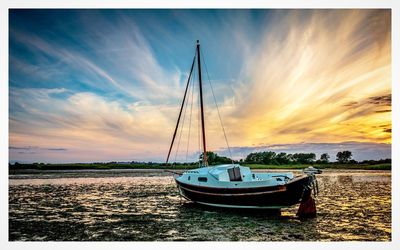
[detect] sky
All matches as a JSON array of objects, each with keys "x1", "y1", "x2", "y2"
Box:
[{"x1": 9, "y1": 9, "x2": 391, "y2": 163}]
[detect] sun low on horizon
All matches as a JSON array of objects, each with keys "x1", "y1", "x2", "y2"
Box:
[{"x1": 9, "y1": 9, "x2": 391, "y2": 163}]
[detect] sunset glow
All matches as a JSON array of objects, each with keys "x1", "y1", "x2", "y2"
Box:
[{"x1": 9, "y1": 9, "x2": 391, "y2": 163}]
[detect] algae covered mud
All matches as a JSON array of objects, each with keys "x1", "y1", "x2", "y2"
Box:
[{"x1": 9, "y1": 170, "x2": 391, "y2": 241}]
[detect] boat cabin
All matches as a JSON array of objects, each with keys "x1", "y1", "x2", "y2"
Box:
[
  {"x1": 177, "y1": 164, "x2": 294, "y2": 188},
  {"x1": 208, "y1": 165, "x2": 252, "y2": 181}
]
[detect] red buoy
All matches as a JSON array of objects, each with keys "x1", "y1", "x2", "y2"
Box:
[{"x1": 297, "y1": 188, "x2": 317, "y2": 218}]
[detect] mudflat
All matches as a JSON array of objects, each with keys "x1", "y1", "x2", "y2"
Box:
[{"x1": 9, "y1": 170, "x2": 391, "y2": 241}]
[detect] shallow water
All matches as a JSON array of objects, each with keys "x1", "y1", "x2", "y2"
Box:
[{"x1": 9, "y1": 170, "x2": 391, "y2": 241}]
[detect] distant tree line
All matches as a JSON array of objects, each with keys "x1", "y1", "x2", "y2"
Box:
[
  {"x1": 244, "y1": 152, "x2": 318, "y2": 165},
  {"x1": 239, "y1": 150, "x2": 390, "y2": 165},
  {"x1": 196, "y1": 150, "x2": 390, "y2": 166}
]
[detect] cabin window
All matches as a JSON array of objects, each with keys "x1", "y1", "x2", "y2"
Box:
[
  {"x1": 198, "y1": 177, "x2": 208, "y2": 182},
  {"x1": 188, "y1": 176, "x2": 191, "y2": 181},
  {"x1": 228, "y1": 167, "x2": 242, "y2": 181}
]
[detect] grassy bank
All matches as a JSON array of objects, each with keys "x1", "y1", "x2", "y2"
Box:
[
  {"x1": 243, "y1": 163, "x2": 391, "y2": 170},
  {"x1": 9, "y1": 162, "x2": 391, "y2": 171}
]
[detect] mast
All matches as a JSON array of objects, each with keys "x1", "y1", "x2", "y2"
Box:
[{"x1": 197, "y1": 40, "x2": 208, "y2": 166}]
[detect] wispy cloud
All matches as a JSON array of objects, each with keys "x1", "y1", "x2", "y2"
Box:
[
  {"x1": 10, "y1": 12, "x2": 184, "y2": 103},
  {"x1": 9, "y1": 146, "x2": 67, "y2": 151},
  {"x1": 218, "y1": 9, "x2": 391, "y2": 147},
  {"x1": 9, "y1": 87, "x2": 178, "y2": 162},
  {"x1": 9, "y1": 146, "x2": 68, "y2": 158}
]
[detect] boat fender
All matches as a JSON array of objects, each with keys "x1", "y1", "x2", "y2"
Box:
[{"x1": 296, "y1": 187, "x2": 317, "y2": 218}]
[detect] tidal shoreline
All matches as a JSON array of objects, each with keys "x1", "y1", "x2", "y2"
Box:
[{"x1": 9, "y1": 168, "x2": 391, "y2": 179}]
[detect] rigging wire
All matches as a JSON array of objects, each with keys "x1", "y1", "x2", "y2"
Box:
[
  {"x1": 166, "y1": 52, "x2": 196, "y2": 165},
  {"x1": 173, "y1": 66, "x2": 192, "y2": 165},
  {"x1": 200, "y1": 49, "x2": 234, "y2": 164},
  {"x1": 185, "y1": 65, "x2": 195, "y2": 163},
  {"x1": 171, "y1": 48, "x2": 199, "y2": 165}
]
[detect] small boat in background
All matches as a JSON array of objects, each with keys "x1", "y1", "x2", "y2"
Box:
[
  {"x1": 166, "y1": 40, "x2": 318, "y2": 211},
  {"x1": 303, "y1": 166, "x2": 322, "y2": 175}
]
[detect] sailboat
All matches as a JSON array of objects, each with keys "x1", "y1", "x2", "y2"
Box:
[{"x1": 166, "y1": 40, "x2": 318, "y2": 210}]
